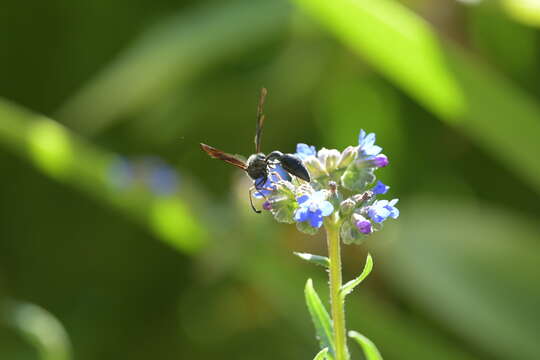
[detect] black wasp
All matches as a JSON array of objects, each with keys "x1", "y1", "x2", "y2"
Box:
[{"x1": 200, "y1": 88, "x2": 311, "y2": 213}]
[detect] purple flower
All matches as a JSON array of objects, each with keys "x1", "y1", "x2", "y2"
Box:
[
  {"x1": 358, "y1": 130, "x2": 383, "y2": 158},
  {"x1": 372, "y1": 154, "x2": 389, "y2": 168},
  {"x1": 262, "y1": 201, "x2": 272, "y2": 211},
  {"x1": 296, "y1": 143, "x2": 317, "y2": 160},
  {"x1": 368, "y1": 199, "x2": 399, "y2": 223},
  {"x1": 372, "y1": 180, "x2": 389, "y2": 195},
  {"x1": 354, "y1": 214, "x2": 373, "y2": 234},
  {"x1": 294, "y1": 191, "x2": 334, "y2": 228}
]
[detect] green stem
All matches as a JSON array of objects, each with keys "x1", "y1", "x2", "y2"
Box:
[{"x1": 325, "y1": 214, "x2": 349, "y2": 360}]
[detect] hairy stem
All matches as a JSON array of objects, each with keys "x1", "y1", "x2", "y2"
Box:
[{"x1": 325, "y1": 214, "x2": 349, "y2": 360}]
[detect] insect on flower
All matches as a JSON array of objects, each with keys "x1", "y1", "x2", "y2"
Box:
[{"x1": 200, "y1": 88, "x2": 311, "y2": 213}]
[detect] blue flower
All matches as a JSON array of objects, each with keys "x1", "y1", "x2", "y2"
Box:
[
  {"x1": 294, "y1": 191, "x2": 334, "y2": 228},
  {"x1": 358, "y1": 129, "x2": 383, "y2": 158},
  {"x1": 148, "y1": 163, "x2": 179, "y2": 195},
  {"x1": 253, "y1": 165, "x2": 290, "y2": 198},
  {"x1": 368, "y1": 199, "x2": 399, "y2": 223},
  {"x1": 372, "y1": 180, "x2": 389, "y2": 195},
  {"x1": 296, "y1": 143, "x2": 317, "y2": 160}
]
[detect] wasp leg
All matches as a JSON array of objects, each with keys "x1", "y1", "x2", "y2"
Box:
[{"x1": 249, "y1": 186, "x2": 262, "y2": 214}]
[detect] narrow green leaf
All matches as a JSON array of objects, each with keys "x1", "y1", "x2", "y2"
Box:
[
  {"x1": 341, "y1": 253, "x2": 373, "y2": 298},
  {"x1": 305, "y1": 279, "x2": 335, "y2": 357},
  {"x1": 293, "y1": 0, "x2": 465, "y2": 120},
  {"x1": 294, "y1": 252, "x2": 330, "y2": 268},
  {"x1": 313, "y1": 347, "x2": 329, "y2": 360},
  {"x1": 348, "y1": 330, "x2": 383, "y2": 360}
]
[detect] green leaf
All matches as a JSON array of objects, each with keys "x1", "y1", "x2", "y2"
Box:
[
  {"x1": 292, "y1": 0, "x2": 465, "y2": 120},
  {"x1": 57, "y1": 0, "x2": 291, "y2": 134},
  {"x1": 341, "y1": 253, "x2": 373, "y2": 297},
  {"x1": 313, "y1": 347, "x2": 329, "y2": 360},
  {"x1": 294, "y1": 252, "x2": 330, "y2": 268},
  {"x1": 349, "y1": 330, "x2": 383, "y2": 360},
  {"x1": 2, "y1": 300, "x2": 72, "y2": 360},
  {"x1": 305, "y1": 279, "x2": 335, "y2": 357},
  {"x1": 383, "y1": 198, "x2": 540, "y2": 359}
]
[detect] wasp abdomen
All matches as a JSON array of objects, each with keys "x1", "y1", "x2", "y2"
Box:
[{"x1": 279, "y1": 154, "x2": 311, "y2": 182}]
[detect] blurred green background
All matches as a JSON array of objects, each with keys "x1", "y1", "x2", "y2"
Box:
[{"x1": 0, "y1": 0, "x2": 539, "y2": 359}]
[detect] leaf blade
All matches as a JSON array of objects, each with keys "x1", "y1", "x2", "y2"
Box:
[
  {"x1": 313, "y1": 347, "x2": 329, "y2": 360},
  {"x1": 348, "y1": 330, "x2": 383, "y2": 360},
  {"x1": 305, "y1": 279, "x2": 335, "y2": 357},
  {"x1": 294, "y1": 252, "x2": 330, "y2": 268},
  {"x1": 341, "y1": 253, "x2": 373, "y2": 297}
]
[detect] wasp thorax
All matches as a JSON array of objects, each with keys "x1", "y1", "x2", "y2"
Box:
[{"x1": 246, "y1": 153, "x2": 268, "y2": 180}]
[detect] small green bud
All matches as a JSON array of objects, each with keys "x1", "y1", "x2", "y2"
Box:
[
  {"x1": 339, "y1": 198, "x2": 356, "y2": 217},
  {"x1": 296, "y1": 220, "x2": 320, "y2": 235},
  {"x1": 341, "y1": 161, "x2": 376, "y2": 192}
]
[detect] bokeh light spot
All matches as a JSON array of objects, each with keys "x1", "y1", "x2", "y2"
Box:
[
  {"x1": 150, "y1": 197, "x2": 206, "y2": 253},
  {"x1": 27, "y1": 119, "x2": 73, "y2": 178}
]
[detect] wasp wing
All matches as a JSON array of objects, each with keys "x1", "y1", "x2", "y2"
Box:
[
  {"x1": 200, "y1": 143, "x2": 247, "y2": 170},
  {"x1": 254, "y1": 87, "x2": 267, "y2": 153}
]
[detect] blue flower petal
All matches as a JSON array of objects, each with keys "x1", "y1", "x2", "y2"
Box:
[
  {"x1": 296, "y1": 143, "x2": 317, "y2": 159},
  {"x1": 319, "y1": 201, "x2": 334, "y2": 216},
  {"x1": 296, "y1": 195, "x2": 310, "y2": 204},
  {"x1": 308, "y1": 209, "x2": 323, "y2": 228},
  {"x1": 295, "y1": 207, "x2": 309, "y2": 222},
  {"x1": 372, "y1": 181, "x2": 389, "y2": 195}
]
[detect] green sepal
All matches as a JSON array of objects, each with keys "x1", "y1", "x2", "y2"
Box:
[
  {"x1": 340, "y1": 218, "x2": 368, "y2": 245},
  {"x1": 305, "y1": 279, "x2": 335, "y2": 357},
  {"x1": 313, "y1": 347, "x2": 329, "y2": 360},
  {"x1": 341, "y1": 254, "x2": 373, "y2": 297},
  {"x1": 294, "y1": 252, "x2": 330, "y2": 268},
  {"x1": 348, "y1": 330, "x2": 383, "y2": 360},
  {"x1": 341, "y1": 161, "x2": 375, "y2": 192},
  {"x1": 296, "y1": 221, "x2": 320, "y2": 235}
]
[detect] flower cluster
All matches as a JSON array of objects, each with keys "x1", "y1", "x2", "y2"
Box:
[{"x1": 255, "y1": 129, "x2": 399, "y2": 243}]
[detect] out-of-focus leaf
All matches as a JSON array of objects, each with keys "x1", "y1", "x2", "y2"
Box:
[
  {"x1": 294, "y1": 252, "x2": 330, "y2": 268},
  {"x1": 292, "y1": 0, "x2": 466, "y2": 120},
  {"x1": 305, "y1": 279, "x2": 335, "y2": 357},
  {"x1": 501, "y1": 0, "x2": 540, "y2": 27},
  {"x1": 313, "y1": 347, "x2": 329, "y2": 360},
  {"x1": 341, "y1": 253, "x2": 373, "y2": 298},
  {"x1": 444, "y1": 46, "x2": 540, "y2": 194},
  {"x1": 382, "y1": 197, "x2": 540, "y2": 360},
  {"x1": 0, "y1": 98, "x2": 207, "y2": 253},
  {"x1": 2, "y1": 300, "x2": 72, "y2": 360},
  {"x1": 57, "y1": 0, "x2": 291, "y2": 134},
  {"x1": 348, "y1": 330, "x2": 383, "y2": 360}
]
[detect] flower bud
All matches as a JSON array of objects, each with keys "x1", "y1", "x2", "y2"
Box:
[
  {"x1": 340, "y1": 218, "x2": 367, "y2": 245},
  {"x1": 372, "y1": 154, "x2": 389, "y2": 168},
  {"x1": 341, "y1": 162, "x2": 376, "y2": 192},
  {"x1": 352, "y1": 213, "x2": 372, "y2": 234},
  {"x1": 318, "y1": 148, "x2": 341, "y2": 173},
  {"x1": 336, "y1": 146, "x2": 357, "y2": 169},
  {"x1": 339, "y1": 198, "x2": 356, "y2": 216},
  {"x1": 302, "y1": 156, "x2": 328, "y2": 179}
]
